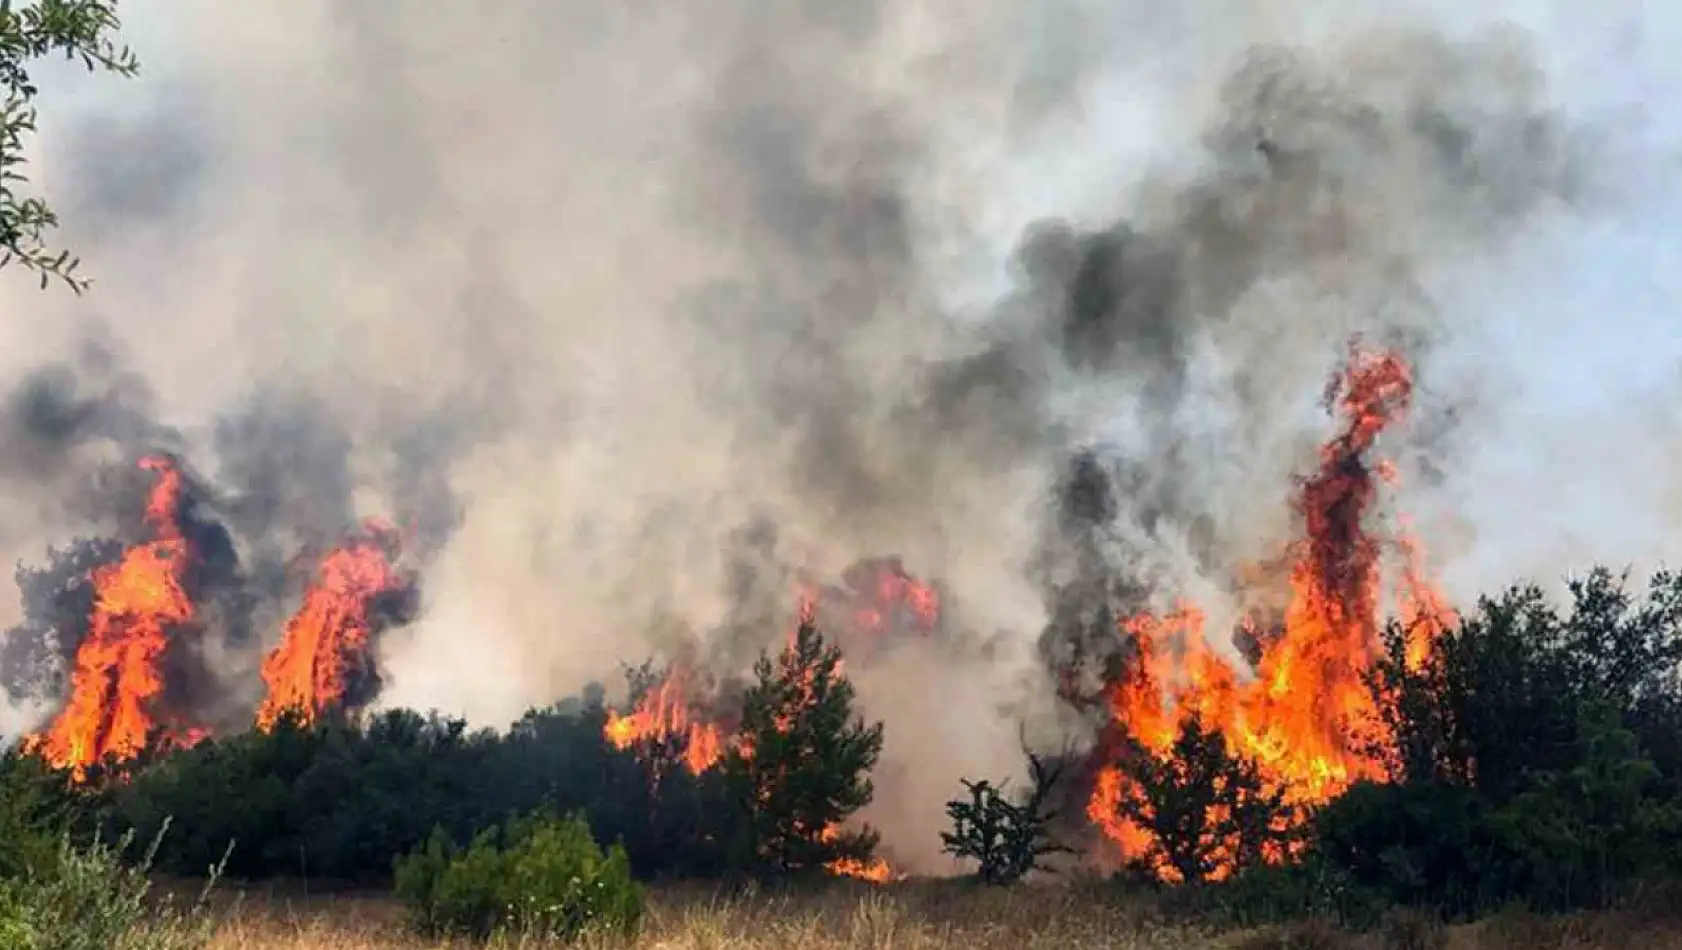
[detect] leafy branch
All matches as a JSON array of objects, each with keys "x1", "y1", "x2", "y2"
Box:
[{"x1": 0, "y1": 0, "x2": 138, "y2": 292}]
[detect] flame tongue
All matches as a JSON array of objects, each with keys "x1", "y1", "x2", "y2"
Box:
[
  {"x1": 602, "y1": 666, "x2": 725, "y2": 776},
  {"x1": 1087, "y1": 344, "x2": 1451, "y2": 880},
  {"x1": 26, "y1": 456, "x2": 196, "y2": 780},
  {"x1": 256, "y1": 519, "x2": 407, "y2": 730}
]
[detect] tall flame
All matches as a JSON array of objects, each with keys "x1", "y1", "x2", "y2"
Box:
[
  {"x1": 255, "y1": 520, "x2": 406, "y2": 730},
  {"x1": 602, "y1": 665, "x2": 726, "y2": 777},
  {"x1": 25, "y1": 456, "x2": 196, "y2": 780},
  {"x1": 1086, "y1": 344, "x2": 1454, "y2": 881}
]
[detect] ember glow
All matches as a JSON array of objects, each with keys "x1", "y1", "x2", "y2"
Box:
[
  {"x1": 23, "y1": 456, "x2": 198, "y2": 780},
  {"x1": 1086, "y1": 344, "x2": 1456, "y2": 881},
  {"x1": 256, "y1": 520, "x2": 409, "y2": 730}
]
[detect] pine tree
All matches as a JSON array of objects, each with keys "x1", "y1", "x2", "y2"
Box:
[{"x1": 725, "y1": 617, "x2": 884, "y2": 876}]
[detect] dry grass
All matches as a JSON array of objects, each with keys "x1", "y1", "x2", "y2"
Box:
[{"x1": 181, "y1": 880, "x2": 1682, "y2": 950}]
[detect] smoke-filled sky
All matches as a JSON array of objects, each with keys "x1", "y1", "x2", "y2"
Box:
[{"x1": 2, "y1": 0, "x2": 1680, "y2": 869}]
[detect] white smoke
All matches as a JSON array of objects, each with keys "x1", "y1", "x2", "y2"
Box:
[{"x1": 0, "y1": 0, "x2": 1678, "y2": 870}]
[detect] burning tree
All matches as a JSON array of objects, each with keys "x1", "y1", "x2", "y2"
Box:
[
  {"x1": 602, "y1": 660, "x2": 727, "y2": 780},
  {"x1": 1099, "y1": 718, "x2": 1294, "y2": 883},
  {"x1": 1082, "y1": 341, "x2": 1454, "y2": 880},
  {"x1": 255, "y1": 519, "x2": 417, "y2": 730},
  {"x1": 22, "y1": 456, "x2": 206, "y2": 780},
  {"x1": 812, "y1": 557, "x2": 941, "y2": 658},
  {"x1": 725, "y1": 614, "x2": 885, "y2": 878}
]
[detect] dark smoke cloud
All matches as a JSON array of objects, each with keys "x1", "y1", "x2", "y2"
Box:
[
  {"x1": 0, "y1": 0, "x2": 1665, "y2": 868},
  {"x1": 0, "y1": 537, "x2": 123, "y2": 706}
]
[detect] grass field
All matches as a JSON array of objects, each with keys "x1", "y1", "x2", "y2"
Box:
[{"x1": 173, "y1": 879, "x2": 1682, "y2": 950}]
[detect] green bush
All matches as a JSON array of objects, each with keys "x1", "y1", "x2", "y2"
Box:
[
  {"x1": 1, "y1": 825, "x2": 220, "y2": 950},
  {"x1": 0, "y1": 748, "x2": 80, "y2": 880},
  {"x1": 394, "y1": 811, "x2": 644, "y2": 942},
  {"x1": 1161, "y1": 859, "x2": 1384, "y2": 931}
]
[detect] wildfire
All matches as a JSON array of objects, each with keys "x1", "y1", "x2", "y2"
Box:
[
  {"x1": 831, "y1": 558, "x2": 940, "y2": 639},
  {"x1": 819, "y1": 825, "x2": 897, "y2": 883},
  {"x1": 602, "y1": 568, "x2": 917, "y2": 883},
  {"x1": 602, "y1": 666, "x2": 726, "y2": 776},
  {"x1": 24, "y1": 456, "x2": 199, "y2": 780},
  {"x1": 1086, "y1": 343, "x2": 1456, "y2": 881},
  {"x1": 256, "y1": 519, "x2": 409, "y2": 730}
]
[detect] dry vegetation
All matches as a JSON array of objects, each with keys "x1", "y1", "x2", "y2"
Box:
[{"x1": 176, "y1": 881, "x2": 1682, "y2": 950}]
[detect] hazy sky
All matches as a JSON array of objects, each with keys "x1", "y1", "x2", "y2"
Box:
[{"x1": 2, "y1": 0, "x2": 1681, "y2": 869}]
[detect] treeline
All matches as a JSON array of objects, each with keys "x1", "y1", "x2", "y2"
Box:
[
  {"x1": 10, "y1": 566, "x2": 1682, "y2": 930},
  {"x1": 27, "y1": 620, "x2": 881, "y2": 886},
  {"x1": 1146, "y1": 567, "x2": 1682, "y2": 925}
]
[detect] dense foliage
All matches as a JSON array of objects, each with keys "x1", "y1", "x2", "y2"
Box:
[
  {"x1": 394, "y1": 811, "x2": 643, "y2": 941},
  {"x1": 1147, "y1": 568, "x2": 1682, "y2": 925},
  {"x1": 724, "y1": 619, "x2": 885, "y2": 876},
  {"x1": 8, "y1": 565, "x2": 1682, "y2": 935},
  {"x1": 87, "y1": 621, "x2": 884, "y2": 886},
  {"x1": 97, "y1": 697, "x2": 737, "y2": 883}
]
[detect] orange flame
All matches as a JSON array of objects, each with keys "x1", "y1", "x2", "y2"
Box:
[
  {"x1": 602, "y1": 666, "x2": 726, "y2": 776},
  {"x1": 835, "y1": 558, "x2": 940, "y2": 638},
  {"x1": 605, "y1": 578, "x2": 912, "y2": 882},
  {"x1": 255, "y1": 520, "x2": 406, "y2": 730},
  {"x1": 819, "y1": 824, "x2": 898, "y2": 883},
  {"x1": 1086, "y1": 344, "x2": 1451, "y2": 881},
  {"x1": 24, "y1": 456, "x2": 197, "y2": 780}
]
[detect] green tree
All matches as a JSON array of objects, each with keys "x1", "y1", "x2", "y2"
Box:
[
  {"x1": 1326, "y1": 567, "x2": 1682, "y2": 917},
  {"x1": 1491, "y1": 702, "x2": 1681, "y2": 910},
  {"x1": 940, "y1": 746, "x2": 1071, "y2": 885},
  {"x1": 724, "y1": 619, "x2": 884, "y2": 876},
  {"x1": 1, "y1": 0, "x2": 138, "y2": 291}
]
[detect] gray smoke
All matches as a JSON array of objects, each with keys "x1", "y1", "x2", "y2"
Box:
[{"x1": 0, "y1": 0, "x2": 1677, "y2": 869}]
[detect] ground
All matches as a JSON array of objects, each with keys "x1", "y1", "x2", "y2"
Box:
[{"x1": 168, "y1": 879, "x2": 1682, "y2": 950}]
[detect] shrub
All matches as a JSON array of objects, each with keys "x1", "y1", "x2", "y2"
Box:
[
  {"x1": 0, "y1": 748, "x2": 81, "y2": 880},
  {"x1": 940, "y1": 748, "x2": 1071, "y2": 885},
  {"x1": 1162, "y1": 860, "x2": 1384, "y2": 931},
  {"x1": 394, "y1": 811, "x2": 643, "y2": 942},
  {"x1": 2, "y1": 824, "x2": 220, "y2": 950}
]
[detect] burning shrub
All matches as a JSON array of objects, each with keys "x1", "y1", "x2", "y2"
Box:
[
  {"x1": 394, "y1": 811, "x2": 643, "y2": 942},
  {"x1": 1098, "y1": 717, "x2": 1297, "y2": 885},
  {"x1": 725, "y1": 615, "x2": 887, "y2": 878}
]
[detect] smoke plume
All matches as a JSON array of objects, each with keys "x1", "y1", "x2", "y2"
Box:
[{"x1": 1, "y1": 0, "x2": 1679, "y2": 869}]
